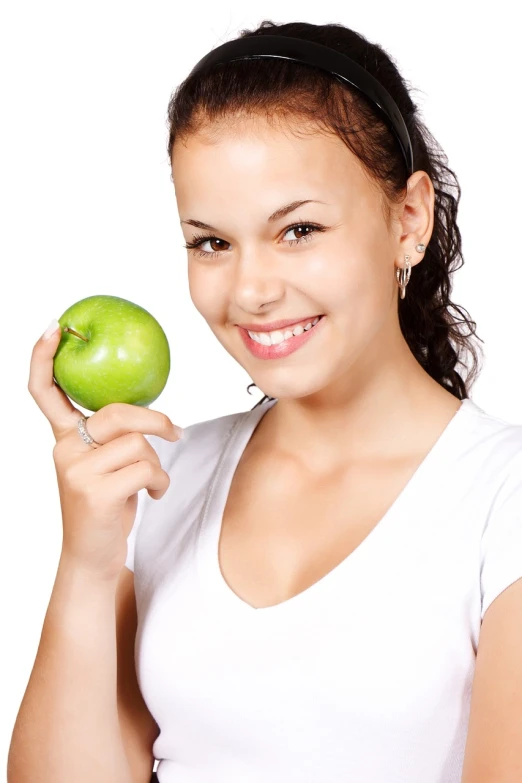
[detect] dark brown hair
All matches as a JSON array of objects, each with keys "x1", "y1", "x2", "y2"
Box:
[{"x1": 166, "y1": 20, "x2": 484, "y2": 408}]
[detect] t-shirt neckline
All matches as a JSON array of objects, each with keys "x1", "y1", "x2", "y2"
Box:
[{"x1": 195, "y1": 397, "x2": 478, "y2": 620}]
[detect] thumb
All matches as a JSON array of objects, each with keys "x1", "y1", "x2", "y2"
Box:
[{"x1": 28, "y1": 320, "x2": 82, "y2": 438}]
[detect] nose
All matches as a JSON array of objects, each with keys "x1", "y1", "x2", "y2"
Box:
[{"x1": 231, "y1": 247, "x2": 286, "y2": 314}]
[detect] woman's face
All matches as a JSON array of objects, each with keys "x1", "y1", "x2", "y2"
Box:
[{"x1": 172, "y1": 117, "x2": 427, "y2": 402}]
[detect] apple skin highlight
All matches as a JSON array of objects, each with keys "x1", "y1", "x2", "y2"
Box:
[{"x1": 52, "y1": 294, "x2": 171, "y2": 412}]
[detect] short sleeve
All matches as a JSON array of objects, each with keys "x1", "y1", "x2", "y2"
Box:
[
  {"x1": 124, "y1": 486, "x2": 151, "y2": 572},
  {"x1": 480, "y1": 448, "x2": 522, "y2": 620},
  {"x1": 124, "y1": 432, "x2": 168, "y2": 573}
]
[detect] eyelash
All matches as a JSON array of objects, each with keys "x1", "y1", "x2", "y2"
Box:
[{"x1": 182, "y1": 221, "x2": 327, "y2": 259}]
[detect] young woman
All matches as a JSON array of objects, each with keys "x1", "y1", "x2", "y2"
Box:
[{"x1": 11, "y1": 19, "x2": 522, "y2": 783}]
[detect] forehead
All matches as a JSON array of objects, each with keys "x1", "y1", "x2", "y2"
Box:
[{"x1": 171, "y1": 116, "x2": 368, "y2": 199}]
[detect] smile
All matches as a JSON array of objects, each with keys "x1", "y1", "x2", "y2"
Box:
[{"x1": 238, "y1": 315, "x2": 326, "y2": 360}]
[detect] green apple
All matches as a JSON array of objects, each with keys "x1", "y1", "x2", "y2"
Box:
[{"x1": 53, "y1": 295, "x2": 170, "y2": 412}]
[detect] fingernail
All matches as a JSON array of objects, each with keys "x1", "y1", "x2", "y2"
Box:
[
  {"x1": 42, "y1": 318, "x2": 60, "y2": 340},
  {"x1": 175, "y1": 426, "x2": 184, "y2": 439}
]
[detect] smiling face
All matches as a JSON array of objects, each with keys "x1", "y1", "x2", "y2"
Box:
[{"x1": 172, "y1": 115, "x2": 428, "y2": 403}]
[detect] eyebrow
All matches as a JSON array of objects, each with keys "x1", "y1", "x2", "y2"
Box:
[{"x1": 180, "y1": 199, "x2": 329, "y2": 232}]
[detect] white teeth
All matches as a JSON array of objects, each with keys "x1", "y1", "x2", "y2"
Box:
[
  {"x1": 248, "y1": 316, "x2": 321, "y2": 346},
  {"x1": 266, "y1": 331, "x2": 284, "y2": 345}
]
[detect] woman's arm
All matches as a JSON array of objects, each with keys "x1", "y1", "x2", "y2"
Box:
[
  {"x1": 461, "y1": 576, "x2": 522, "y2": 782},
  {"x1": 7, "y1": 555, "x2": 134, "y2": 783}
]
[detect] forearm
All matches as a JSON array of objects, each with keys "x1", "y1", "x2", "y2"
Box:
[{"x1": 7, "y1": 555, "x2": 132, "y2": 783}]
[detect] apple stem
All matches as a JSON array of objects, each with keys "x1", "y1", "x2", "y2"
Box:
[{"x1": 64, "y1": 326, "x2": 89, "y2": 342}]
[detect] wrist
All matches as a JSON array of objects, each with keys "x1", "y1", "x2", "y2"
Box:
[{"x1": 57, "y1": 552, "x2": 122, "y2": 590}]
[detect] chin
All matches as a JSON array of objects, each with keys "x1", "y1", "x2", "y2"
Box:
[{"x1": 250, "y1": 374, "x2": 331, "y2": 402}]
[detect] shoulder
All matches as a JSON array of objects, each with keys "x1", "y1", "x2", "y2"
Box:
[
  {"x1": 142, "y1": 402, "x2": 263, "y2": 472},
  {"x1": 125, "y1": 402, "x2": 266, "y2": 573},
  {"x1": 469, "y1": 403, "x2": 522, "y2": 620},
  {"x1": 464, "y1": 398, "x2": 522, "y2": 439},
  {"x1": 460, "y1": 399, "x2": 522, "y2": 472}
]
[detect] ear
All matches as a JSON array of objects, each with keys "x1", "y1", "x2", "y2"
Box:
[{"x1": 393, "y1": 170, "x2": 434, "y2": 269}]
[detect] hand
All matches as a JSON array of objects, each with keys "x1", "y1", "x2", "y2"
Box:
[{"x1": 27, "y1": 323, "x2": 183, "y2": 580}]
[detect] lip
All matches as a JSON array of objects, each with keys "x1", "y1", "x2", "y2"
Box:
[
  {"x1": 238, "y1": 315, "x2": 326, "y2": 360},
  {"x1": 236, "y1": 315, "x2": 323, "y2": 333}
]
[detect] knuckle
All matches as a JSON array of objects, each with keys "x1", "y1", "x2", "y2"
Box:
[
  {"x1": 141, "y1": 460, "x2": 155, "y2": 481},
  {"x1": 52, "y1": 440, "x2": 68, "y2": 465},
  {"x1": 145, "y1": 440, "x2": 161, "y2": 465},
  {"x1": 158, "y1": 412, "x2": 172, "y2": 430},
  {"x1": 61, "y1": 462, "x2": 81, "y2": 488},
  {"x1": 105, "y1": 403, "x2": 124, "y2": 426},
  {"x1": 127, "y1": 431, "x2": 145, "y2": 450}
]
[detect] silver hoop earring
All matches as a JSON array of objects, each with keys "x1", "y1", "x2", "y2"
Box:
[{"x1": 396, "y1": 255, "x2": 412, "y2": 300}]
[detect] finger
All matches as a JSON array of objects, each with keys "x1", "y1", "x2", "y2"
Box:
[
  {"x1": 84, "y1": 432, "x2": 167, "y2": 499},
  {"x1": 28, "y1": 323, "x2": 82, "y2": 437},
  {"x1": 86, "y1": 403, "x2": 183, "y2": 446},
  {"x1": 106, "y1": 460, "x2": 171, "y2": 504},
  {"x1": 79, "y1": 431, "x2": 162, "y2": 475}
]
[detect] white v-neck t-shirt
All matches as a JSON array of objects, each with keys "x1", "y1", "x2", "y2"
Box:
[{"x1": 125, "y1": 397, "x2": 522, "y2": 783}]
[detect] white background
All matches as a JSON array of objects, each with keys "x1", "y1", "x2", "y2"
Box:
[{"x1": 2, "y1": 0, "x2": 520, "y2": 775}]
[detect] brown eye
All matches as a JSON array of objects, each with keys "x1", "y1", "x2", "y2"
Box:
[
  {"x1": 183, "y1": 235, "x2": 231, "y2": 258},
  {"x1": 286, "y1": 225, "x2": 311, "y2": 240},
  {"x1": 282, "y1": 223, "x2": 325, "y2": 246},
  {"x1": 206, "y1": 238, "x2": 229, "y2": 252},
  {"x1": 184, "y1": 221, "x2": 326, "y2": 259}
]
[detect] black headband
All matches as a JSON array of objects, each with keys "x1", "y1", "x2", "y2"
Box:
[{"x1": 188, "y1": 35, "x2": 414, "y2": 176}]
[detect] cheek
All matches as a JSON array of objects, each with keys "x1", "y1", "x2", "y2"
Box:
[
  {"x1": 188, "y1": 265, "x2": 225, "y2": 321},
  {"x1": 303, "y1": 243, "x2": 382, "y2": 312}
]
